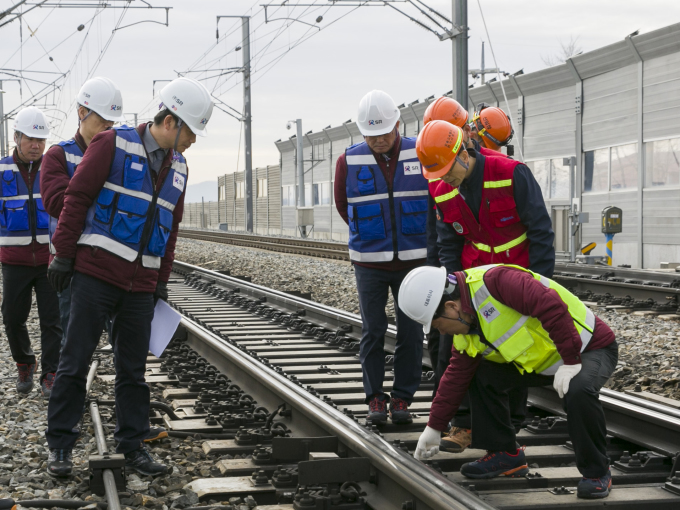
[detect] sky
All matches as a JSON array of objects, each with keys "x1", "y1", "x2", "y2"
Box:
[{"x1": 0, "y1": 0, "x2": 676, "y2": 185}]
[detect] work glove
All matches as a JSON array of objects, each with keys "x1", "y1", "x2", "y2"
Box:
[
  {"x1": 553, "y1": 363, "x2": 582, "y2": 398},
  {"x1": 154, "y1": 281, "x2": 168, "y2": 305},
  {"x1": 414, "y1": 426, "x2": 441, "y2": 460},
  {"x1": 47, "y1": 257, "x2": 74, "y2": 293}
]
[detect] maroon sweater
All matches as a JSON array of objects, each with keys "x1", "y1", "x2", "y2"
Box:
[
  {"x1": 427, "y1": 266, "x2": 616, "y2": 431},
  {"x1": 333, "y1": 133, "x2": 424, "y2": 272},
  {"x1": 0, "y1": 151, "x2": 50, "y2": 267},
  {"x1": 50, "y1": 123, "x2": 185, "y2": 293}
]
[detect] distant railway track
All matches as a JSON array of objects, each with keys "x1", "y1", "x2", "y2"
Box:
[
  {"x1": 148, "y1": 260, "x2": 680, "y2": 509},
  {"x1": 179, "y1": 229, "x2": 680, "y2": 312}
]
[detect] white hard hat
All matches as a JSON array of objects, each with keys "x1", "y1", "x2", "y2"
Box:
[
  {"x1": 76, "y1": 77, "x2": 124, "y2": 122},
  {"x1": 357, "y1": 90, "x2": 400, "y2": 136},
  {"x1": 159, "y1": 77, "x2": 214, "y2": 137},
  {"x1": 398, "y1": 266, "x2": 449, "y2": 334},
  {"x1": 13, "y1": 106, "x2": 50, "y2": 139}
]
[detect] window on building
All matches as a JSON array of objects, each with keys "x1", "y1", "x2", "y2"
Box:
[
  {"x1": 645, "y1": 138, "x2": 680, "y2": 187},
  {"x1": 583, "y1": 148, "x2": 609, "y2": 192},
  {"x1": 610, "y1": 143, "x2": 638, "y2": 190},
  {"x1": 550, "y1": 159, "x2": 570, "y2": 199},
  {"x1": 235, "y1": 181, "x2": 244, "y2": 199},
  {"x1": 313, "y1": 182, "x2": 331, "y2": 206},
  {"x1": 257, "y1": 178, "x2": 268, "y2": 198},
  {"x1": 527, "y1": 160, "x2": 549, "y2": 199},
  {"x1": 218, "y1": 185, "x2": 226, "y2": 201},
  {"x1": 282, "y1": 185, "x2": 294, "y2": 206}
]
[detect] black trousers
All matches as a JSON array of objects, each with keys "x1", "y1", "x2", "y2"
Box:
[
  {"x1": 1, "y1": 263, "x2": 62, "y2": 381},
  {"x1": 430, "y1": 329, "x2": 527, "y2": 430},
  {"x1": 46, "y1": 271, "x2": 154, "y2": 454},
  {"x1": 468, "y1": 342, "x2": 618, "y2": 478}
]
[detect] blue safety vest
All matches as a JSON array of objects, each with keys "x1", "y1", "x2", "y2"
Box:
[
  {"x1": 48, "y1": 139, "x2": 84, "y2": 254},
  {"x1": 345, "y1": 137, "x2": 428, "y2": 262},
  {"x1": 78, "y1": 126, "x2": 186, "y2": 269},
  {"x1": 0, "y1": 155, "x2": 49, "y2": 247}
]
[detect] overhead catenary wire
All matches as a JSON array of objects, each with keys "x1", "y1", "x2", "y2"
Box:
[{"x1": 475, "y1": 0, "x2": 524, "y2": 163}]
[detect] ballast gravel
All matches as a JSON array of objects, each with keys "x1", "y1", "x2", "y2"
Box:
[{"x1": 1, "y1": 240, "x2": 680, "y2": 507}]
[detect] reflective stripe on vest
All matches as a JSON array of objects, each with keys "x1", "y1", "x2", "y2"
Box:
[
  {"x1": 472, "y1": 232, "x2": 528, "y2": 254},
  {"x1": 460, "y1": 264, "x2": 595, "y2": 375},
  {"x1": 434, "y1": 188, "x2": 459, "y2": 203}
]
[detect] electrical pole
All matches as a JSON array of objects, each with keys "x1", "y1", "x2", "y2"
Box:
[
  {"x1": 296, "y1": 119, "x2": 303, "y2": 208},
  {"x1": 133, "y1": 113, "x2": 138, "y2": 127},
  {"x1": 452, "y1": 0, "x2": 468, "y2": 108},
  {"x1": 242, "y1": 16, "x2": 253, "y2": 233},
  {"x1": 481, "y1": 41, "x2": 485, "y2": 84}
]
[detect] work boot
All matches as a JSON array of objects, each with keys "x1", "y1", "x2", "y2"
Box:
[
  {"x1": 144, "y1": 426, "x2": 169, "y2": 443},
  {"x1": 41, "y1": 373, "x2": 56, "y2": 398},
  {"x1": 367, "y1": 395, "x2": 387, "y2": 426},
  {"x1": 577, "y1": 468, "x2": 612, "y2": 499},
  {"x1": 460, "y1": 448, "x2": 529, "y2": 479},
  {"x1": 389, "y1": 397, "x2": 412, "y2": 424},
  {"x1": 124, "y1": 446, "x2": 170, "y2": 476},
  {"x1": 46, "y1": 448, "x2": 73, "y2": 477},
  {"x1": 16, "y1": 363, "x2": 36, "y2": 394},
  {"x1": 440, "y1": 427, "x2": 472, "y2": 453}
]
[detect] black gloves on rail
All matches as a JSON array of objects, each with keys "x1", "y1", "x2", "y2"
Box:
[
  {"x1": 154, "y1": 281, "x2": 168, "y2": 305},
  {"x1": 47, "y1": 257, "x2": 74, "y2": 293}
]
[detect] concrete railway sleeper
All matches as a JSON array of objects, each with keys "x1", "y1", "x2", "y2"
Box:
[{"x1": 107, "y1": 261, "x2": 680, "y2": 510}]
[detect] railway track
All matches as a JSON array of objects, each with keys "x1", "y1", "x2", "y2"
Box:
[
  {"x1": 179, "y1": 229, "x2": 680, "y2": 313},
  {"x1": 113, "y1": 260, "x2": 680, "y2": 509}
]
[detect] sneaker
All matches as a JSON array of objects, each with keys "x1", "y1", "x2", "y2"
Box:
[
  {"x1": 440, "y1": 427, "x2": 472, "y2": 453},
  {"x1": 16, "y1": 363, "x2": 36, "y2": 394},
  {"x1": 144, "y1": 426, "x2": 169, "y2": 443},
  {"x1": 460, "y1": 448, "x2": 529, "y2": 479},
  {"x1": 41, "y1": 373, "x2": 56, "y2": 398},
  {"x1": 577, "y1": 468, "x2": 612, "y2": 499},
  {"x1": 46, "y1": 448, "x2": 73, "y2": 477},
  {"x1": 124, "y1": 446, "x2": 170, "y2": 476},
  {"x1": 389, "y1": 397, "x2": 413, "y2": 424},
  {"x1": 367, "y1": 395, "x2": 387, "y2": 426}
]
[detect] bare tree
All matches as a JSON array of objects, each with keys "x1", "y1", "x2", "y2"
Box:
[{"x1": 541, "y1": 35, "x2": 583, "y2": 67}]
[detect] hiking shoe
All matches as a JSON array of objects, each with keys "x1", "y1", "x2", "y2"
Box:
[
  {"x1": 440, "y1": 427, "x2": 472, "y2": 453},
  {"x1": 577, "y1": 468, "x2": 612, "y2": 499},
  {"x1": 16, "y1": 363, "x2": 36, "y2": 394},
  {"x1": 389, "y1": 397, "x2": 413, "y2": 424},
  {"x1": 460, "y1": 448, "x2": 529, "y2": 479},
  {"x1": 41, "y1": 373, "x2": 56, "y2": 398},
  {"x1": 46, "y1": 448, "x2": 73, "y2": 477},
  {"x1": 124, "y1": 446, "x2": 170, "y2": 476},
  {"x1": 367, "y1": 395, "x2": 387, "y2": 426},
  {"x1": 144, "y1": 426, "x2": 169, "y2": 443}
]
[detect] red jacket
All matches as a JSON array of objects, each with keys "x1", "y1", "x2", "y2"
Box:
[
  {"x1": 427, "y1": 266, "x2": 616, "y2": 431},
  {"x1": 0, "y1": 151, "x2": 50, "y2": 267},
  {"x1": 51, "y1": 123, "x2": 186, "y2": 293},
  {"x1": 431, "y1": 155, "x2": 530, "y2": 268},
  {"x1": 333, "y1": 133, "x2": 424, "y2": 272}
]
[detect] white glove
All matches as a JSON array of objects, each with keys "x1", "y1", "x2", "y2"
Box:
[
  {"x1": 553, "y1": 364, "x2": 582, "y2": 398},
  {"x1": 414, "y1": 426, "x2": 441, "y2": 460}
]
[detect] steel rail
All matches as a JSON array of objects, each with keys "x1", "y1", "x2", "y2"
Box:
[
  {"x1": 181, "y1": 317, "x2": 495, "y2": 510},
  {"x1": 177, "y1": 260, "x2": 680, "y2": 459}
]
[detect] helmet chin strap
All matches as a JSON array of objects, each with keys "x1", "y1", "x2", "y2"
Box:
[{"x1": 439, "y1": 313, "x2": 473, "y2": 328}]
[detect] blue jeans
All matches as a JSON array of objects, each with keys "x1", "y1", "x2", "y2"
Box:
[
  {"x1": 46, "y1": 271, "x2": 154, "y2": 453},
  {"x1": 354, "y1": 264, "x2": 423, "y2": 404}
]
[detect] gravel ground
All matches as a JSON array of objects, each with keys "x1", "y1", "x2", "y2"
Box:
[{"x1": 0, "y1": 243, "x2": 679, "y2": 508}]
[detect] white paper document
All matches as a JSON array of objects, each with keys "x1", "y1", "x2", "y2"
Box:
[{"x1": 149, "y1": 300, "x2": 182, "y2": 358}]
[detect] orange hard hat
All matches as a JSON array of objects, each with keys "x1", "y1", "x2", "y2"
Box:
[
  {"x1": 423, "y1": 97, "x2": 469, "y2": 128},
  {"x1": 471, "y1": 105, "x2": 513, "y2": 150},
  {"x1": 416, "y1": 120, "x2": 466, "y2": 180}
]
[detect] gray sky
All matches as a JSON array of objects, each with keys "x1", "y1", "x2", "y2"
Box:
[{"x1": 1, "y1": 0, "x2": 675, "y2": 184}]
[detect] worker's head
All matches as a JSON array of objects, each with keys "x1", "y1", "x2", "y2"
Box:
[
  {"x1": 357, "y1": 90, "x2": 401, "y2": 154},
  {"x1": 13, "y1": 106, "x2": 49, "y2": 163},
  {"x1": 470, "y1": 104, "x2": 513, "y2": 151},
  {"x1": 157, "y1": 77, "x2": 214, "y2": 153},
  {"x1": 76, "y1": 77, "x2": 122, "y2": 141},
  {"x1": 423, "y1": 96, "x2": 473, "y2": 147},
  {"x1": 398, "y1": 266, "x2": 474, "y2": 335},
  {"x1": 416, "y1": 120, "x2": 471, "y2": 186}
]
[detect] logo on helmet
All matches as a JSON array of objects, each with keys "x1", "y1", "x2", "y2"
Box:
[
  {"x1": 172, "y1": 95, "x2": 184, "y2": 106},
  {"x1": 32, "y1": 125, "x2": 45, "y2": 130},
  {"x1": 110, "y1": 105, "x2": 121, "y2": 111},
  {"x1": 171, "y1": 104, "x2": 178, "y2": 112},
  {"x1": 423, "y1": 289, "x2": 433, "y2": 307},
  {"x1": 368, "y1": 120, "x2": 383, "y2": 126},
  {"x1": 83, "y1": 101, "x2": 89, "y2": 105},
  {"x1": 199, "y1": 118, "x2": 208, "y2": 125},
  {"x1": 83, "y1": 93, "x2": 91, "y2": 98}
]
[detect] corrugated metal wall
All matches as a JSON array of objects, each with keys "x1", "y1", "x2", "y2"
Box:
[{"x1": 206, "y1": 22, "x2": 680, "y2": 268}]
